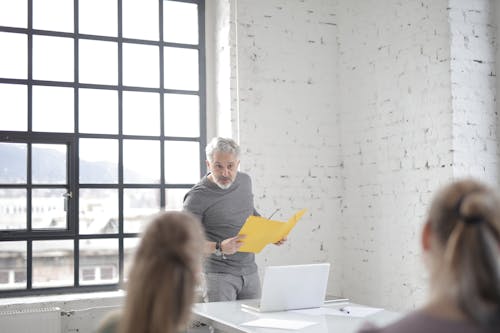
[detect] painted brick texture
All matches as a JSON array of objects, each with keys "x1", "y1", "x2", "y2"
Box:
[
  {"x1": 232, "y1": 0, "x2": 343, "y2": 296},
  {"x1": 449, "y1": 0, "x2": 499, "y2": 182},
  {"x1": 217, "y1": 0, "x2": 499, "y2": 311}
]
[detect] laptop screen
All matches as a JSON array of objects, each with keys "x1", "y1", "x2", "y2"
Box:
[{"x1": 243, "y1": 263, "x2": 330, "y2": 312}]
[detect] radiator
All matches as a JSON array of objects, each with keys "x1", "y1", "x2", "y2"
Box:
[
  {"x1": 61, "y1": 305, "x2": 122, "y2": 333},
  {"x1": 0, "y1": 307, "x2": 61, "y2": 333}
]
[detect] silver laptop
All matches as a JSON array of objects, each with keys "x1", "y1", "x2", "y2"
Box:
[{"x1": 241, "y1": 263, "x2": 331, "y2": 312}]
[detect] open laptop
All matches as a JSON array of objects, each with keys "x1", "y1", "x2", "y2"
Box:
[{"x1": 241, "y1": 263, "x2": 332, "y2": 312}]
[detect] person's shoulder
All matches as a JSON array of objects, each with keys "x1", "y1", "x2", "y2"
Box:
[
  {"x1": 237, "y1": 172, "x2": 252, "y2": 183},
  {"x1": 183, "y1": 178, "x2": 216, "y2": 211},
  {"x1": 185, "y1": 178, "x2": 211, "y2": 197},
  {"x1": 357, "y1": 310, "x2": 477, "y2": 333},
  {"x1": 357, "y1": 320, "x2": 386, "y2": 333},
  {"x1": 96, "y1": 310, "x2": 121, "y2": 333},
  {"x1": 184, "y1": 185, "x2": 208, "y2": 205},
  {"x1": 187, "y1": 182, "x2": 207, "y2": 194},
  {"x1": 357, "y1": 311, "x2": 421, "y2": 333}
]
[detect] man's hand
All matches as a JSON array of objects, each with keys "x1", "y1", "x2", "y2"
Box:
[
  {"x1": 273, "y1": 236, "x2": 287, "y2": 246},
  {"x1": 221, "y1": 234, "x2": 246, "y2": 255}
]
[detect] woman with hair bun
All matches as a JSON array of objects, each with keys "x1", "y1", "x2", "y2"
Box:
[
  {"x1": 359, "y1": 178, "x2": 500, "y2": 333},
  {"x1": 97, "y1": 211, "x2": 205, "y2": 333}
]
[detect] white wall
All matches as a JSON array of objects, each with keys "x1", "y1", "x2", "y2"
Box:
[
  {"x1": 206, "y1": 0, "x2": 234, "y2": 138},
  {"x1": 495, "y1": 0, "x2": 500, "y2": 162},
  {"x1": 336, "y1": 0, "x2": 453, "y2": 310},
  {"x1": 220, "y1": 0, "x2": 500, "y2": 311},
  {"x1": 227, "y1": 0, "x2": 344, "y2": 297},
  {"x1": 449, "y1": 0, "x2": 499, "y2": 181}
]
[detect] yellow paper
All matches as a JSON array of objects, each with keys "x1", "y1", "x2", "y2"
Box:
[{"x1": 237, "y1": 209, "x2": 307, "y2": 253}]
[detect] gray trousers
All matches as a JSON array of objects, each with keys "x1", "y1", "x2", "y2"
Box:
[{"x1": 204, "y1": 271, "x2": 261, "y2": 302}]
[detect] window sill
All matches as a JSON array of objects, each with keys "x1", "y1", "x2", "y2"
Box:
[{"x1": 0, "y1": 290, "x2": 125, "y2": 311}]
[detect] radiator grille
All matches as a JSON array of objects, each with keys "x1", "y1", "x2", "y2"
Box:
[{"x1": 0, "y1": 307, "x2": 61, "y2": 333}]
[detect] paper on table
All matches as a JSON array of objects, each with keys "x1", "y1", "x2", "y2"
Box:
[
  {"x1": 237, "y1": 209, "x2": 306, "y2": 253},
  {"x1": 328, "y1": 306, "x2": 383, "y2": 318},
  {"x1": 241, "y1": 318, "x2": 317, "y2": 330}
]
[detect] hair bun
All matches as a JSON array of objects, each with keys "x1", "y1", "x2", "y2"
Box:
[
  {"x1": 462, "y1": 215, "x2": 484, "y2": 225},
  {"x1": 455, "y1": 192, "x2": 493, "y2": 227}
]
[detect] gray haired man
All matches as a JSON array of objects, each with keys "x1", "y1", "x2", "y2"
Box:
[{"x1": 183, "y1": 137, "x2": 285, "y2": 301}]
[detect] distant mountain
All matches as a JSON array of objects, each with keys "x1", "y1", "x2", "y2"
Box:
[
  {"x1": 79, "y1": 159, "x2": 118, "y2": 183},
  {"x1": 32, "y1": 146, "x2": 67, "y2": 182},
  {"x1": 0, "y1": 144, "x2": 27, "y2": 182},
  {"x1": 0, "y1": 144, "x2": 122, "y2": 183}
]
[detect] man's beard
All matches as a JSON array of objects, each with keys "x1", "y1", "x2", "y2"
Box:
[{"x1": 214, "y1": 177, "x2": 233, "y2": 189}]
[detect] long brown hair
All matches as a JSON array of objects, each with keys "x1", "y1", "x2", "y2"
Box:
[
  {"x1": 119, "y1": 211, "x2": 204, "y2": 333},
  {"x1": 428, "y1": 179, "x2": 500, "y2": 327}
]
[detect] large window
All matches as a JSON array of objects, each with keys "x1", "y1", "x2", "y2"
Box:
[{"x1": 0, "y1": 0, "x2": 206, "y2": 296}]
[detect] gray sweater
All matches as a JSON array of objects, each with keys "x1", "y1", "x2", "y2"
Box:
[{"x1": 183, "y1": 172, "x2": 259, "y2": 275}]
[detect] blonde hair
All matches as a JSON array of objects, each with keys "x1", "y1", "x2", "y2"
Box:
[
  {"x1": 119, "y1": 211, "x2": 204, "y2": 333},
  {"x1": 428, "y1": 179, "x2": 500, "y2": 327}
]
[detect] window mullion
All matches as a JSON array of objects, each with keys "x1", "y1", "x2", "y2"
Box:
[
  {"x1": 0, "y1": 0, "x2": 206, "y2": 297},
  {"x1": 117, "y1": 0, "x2": 124, "y2": 287}
]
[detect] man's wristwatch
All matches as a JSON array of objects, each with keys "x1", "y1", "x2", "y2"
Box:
[{"x1": 214, "y1": 241, "x2": 223, "y2": 257}]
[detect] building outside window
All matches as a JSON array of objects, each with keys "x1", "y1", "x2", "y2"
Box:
[{"x1": 0, "y1": 0, "x2": 206, "y2": 296}]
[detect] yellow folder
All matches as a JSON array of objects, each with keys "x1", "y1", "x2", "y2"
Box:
[{"x1": 237, "y1": 209, "x2": 307, "y2": 253}]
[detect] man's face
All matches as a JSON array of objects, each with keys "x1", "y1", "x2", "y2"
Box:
[{"x1": 206, "y1": 151, "x2": 240, "y2": 189}]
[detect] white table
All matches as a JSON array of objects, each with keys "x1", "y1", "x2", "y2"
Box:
[{"x1": 192, "y1": 300, "x2": 401, "y2": 333}]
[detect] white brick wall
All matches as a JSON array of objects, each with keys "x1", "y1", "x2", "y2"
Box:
[
  {"x1": 230, "y1": 0, "x2": 343, "y2": 296},
  {"x1": 450, "y1": 0, "x2": 499, "y2": 182},
  {"x1": 212, "y1": 0, "x2": 500, "y2": 311},
  {"x1": 336, "y1": 0, "x2": 453, "y2": 310},
  {"x1": 497, "y1": 1, "x2": 500, "y2": 153}
]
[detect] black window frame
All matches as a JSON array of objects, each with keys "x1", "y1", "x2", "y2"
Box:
[{"x1": 0, "y1": 0, "x2": 206, "y2": 297}]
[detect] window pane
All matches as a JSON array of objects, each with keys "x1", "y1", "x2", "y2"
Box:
[
  {"x1": 79, "y1": 189, "x2": 118, "y2": 234},
  {"x1": 80, "y1": 267, "x2": 95, "y2": 282},
  {"x1": 79, "y1": 89, "x2": 118, "y2": 134},
  {"x1": 0, "y1": 242, "x2": 26, "y2": 290},
  {"x1": 124, "y1": 188, "x2": 160, "y2": 233},
  {"x1": 32, "y1": 144, "x2": 67, "y2": 184},
  {"x1": 0, "y1": 32, "x2": 27, "y2": 79},
  {"x1": 33, "y1": 240, "x2": 73, "y2": 288},
  {"x1": 123, "y1": 140, "x2": 160, "y2": 184},
  {"x1": 0, "y1": 0, "x2": 27, "y2": 28},
  {"x1": 32, "y1": 188, "x2": 67, "y2": 230},
  {"x1": 163, "y1": 1, "x2": 198, "y2": 45},
  {"x1": 14, "y1": 270, "x2": 26, "y2": 283},
  {"x1": 122, "y1": 0, "x2": 158, "y2": 40},
  {"x1": 32, "y1": 85, "x2": 74, "y2": 132},
  {"x1": 79, "y1": 39, "x2": 118, "y2": 85},
  {"x1": 0, "y1": 189, "x2": 27, "y2": 230},
  {"x1": 33, "y1": 35, "x2": 74, "y2": 82},
  {"x1": 0, "y1": 84, "x2": 27, "y2": 131},
  {"x1": 164, "y1": 47, "x2": 198, "y2": 91},
  {"x1": 123, "y1": 43, "x2": 159, "y2": 88},
  {"x1": 100, "y1": 266, "x2": 114, "y2": 280},
  {"x1": 165, "y1": 188, "x2": 189, "y2": 211},
  {"x1": 164, "y1": 141, "x2": 200, "y2": 184},
  {"x1": 33, "y1": 0, "x2": 73, "y2": 32},
  {"x1": 123, "y1": 237, "x2": 139, "y2": 280},
  {"x1": 123, "y1": 91, "x2": 160, "y2": 136},
  {"x1": 0, "y1": 271, "x2": 7, "y2": 284},
  {"x1": 79, "y1": 0, "x2": 117, "y2": 37},
  {"x1": 79, "y1": 138, "x2": 118, "y2": 184},
  {"x1": 79, "y1": 239, "x2": 118, "y2": 285},
  {"x1": 164, "y1": 94, "x2": 199, "y2": 137},
  {"x1": 0, "y1": 143, "x2": 27, "y2": 184}
]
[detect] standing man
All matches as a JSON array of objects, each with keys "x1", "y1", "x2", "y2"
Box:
[{"x1": 183, "y1": 137, "x2": 284, "y2": 302}]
